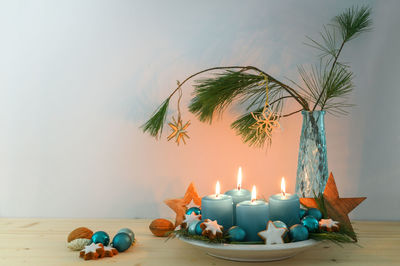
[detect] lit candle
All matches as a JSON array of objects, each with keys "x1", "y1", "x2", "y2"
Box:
[
  {"x1": 268, "y1": 177, "x2": 300, "y2": 227},
  {"x1": 201, "y1": 181, "x2": 234, "y2": 230},
  {"x1": 236, "y1": 186, "x2": 269, "y2": 242},
  {"x1": 224, "y1": 167, "x2": 251, "y2": 224}
]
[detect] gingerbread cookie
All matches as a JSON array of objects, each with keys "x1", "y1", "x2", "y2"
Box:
[
  {"x1": 79, "y1": 243, "x2": 104, "y2": 260},
  {"x1": 258, "y1": 221, "x2": 288, "y2": 245},
  {"x1": 319, "y1": 219, "x2": 340, "y2": 232},
  {"x1": 200, "y1": 219, "x2": 223, "y2": 240},
  {"x1": 103, "y1": 246, "x2": 119, "y2": 257},
  {"x1": 181, "y1": 212, "x2": 201, "y2": 229}
]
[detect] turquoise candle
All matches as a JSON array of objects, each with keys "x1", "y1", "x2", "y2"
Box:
[
  {"x1": 224, "y1": 167, "x2": 251, "y2": 225},
  {"x1": 201, "y1": 182, "x2": 233, "y2": 230},
  {"x1": 268, "y1": 178, "x2": 300, "y2": 227},
  {"x1": 236, "y1": 200, "x2": 269, "y2": 242},
  {"x1": 225, "y1": 188, "x2": 251, "y2": 225}
]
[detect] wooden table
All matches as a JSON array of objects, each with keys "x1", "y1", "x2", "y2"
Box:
[{"x1": 0, "y1": 219, "x2": 399, "y2": 265}]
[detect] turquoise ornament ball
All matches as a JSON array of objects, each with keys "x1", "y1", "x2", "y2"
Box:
[
  {"x1": 227, "y1": 226, "x2": 246, "y2": 242},
  {"x1": 299, "y1": 209, "x2": 307, "y2": 219},
  {"x1": 112, "y1": 232, "x2": 132, "y2": 252},
  {"x1": 301, "y1": 216, "x2": 319, "y2": 232},
  {"x1": 186, "y1": 207, "x2": 201, "y2": 215},
  {"x1": 289, "y1": 224, "x2": 309, "y2": 242},
  {"x1": 91, "y1": 231, "x2": 110, "y2": 246},
  {"x1": 118, "y1": 228, "x2": 135, "y2": 244},
  {"x1": 195, "y1": 220, "x2": 203, "y2": 235},
  {"x1": 307, "y1": 208, "x2": 322, "y2": 221},
  {"x1": 188, "y1": 222, "x2": 199, "y2": 235}
]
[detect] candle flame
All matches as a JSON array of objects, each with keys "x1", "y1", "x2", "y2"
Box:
[
  {"x1": 237, "y1": 167, "x2": 242, "y2": 190},
  {"x1": 281, "y1": 177, "x2": 286, "y2": 197},
  {"x1": 216, "y1": 181, "x2": 220, "y2": 197},
  {"x1": 251, "y1": 185, "x2": 257, "y2": 202}
]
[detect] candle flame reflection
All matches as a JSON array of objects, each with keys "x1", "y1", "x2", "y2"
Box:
[
  {"x1": 216, "y1": 181, "x2": 220, "y2": 197},
  {"x1": 281, "y1": 177, "x2": 286, "y2": 197},
  {"x1": 237, "y1": 167, "x2": 242, "y2": 190},
  {"x1": 251, "y1": 185, "x2": 257, "y2": 202}
]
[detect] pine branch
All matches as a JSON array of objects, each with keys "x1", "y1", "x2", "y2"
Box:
[
  {"x1": 311, "y1": 5, "x2": 371, "y2": 111},
  {"x1": 189, "y1": 71, "x2": 264, "y2": 123},
  {"x1": 231, "y1": 107, "x2": 267, "y2": 148},
  {"x1": 141, "y1": 98, "x2": 170, "y2": 138}
]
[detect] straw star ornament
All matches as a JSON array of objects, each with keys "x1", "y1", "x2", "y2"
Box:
[
  {"x1": 167, "y1": 116, "x2": 190, "y2": 145},
  {"x1": 250, "y1": 107, "x2": 280, "y2": 139}
]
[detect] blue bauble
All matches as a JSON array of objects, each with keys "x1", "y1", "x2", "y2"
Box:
[
  {"x1": 118, "y1": 228, "x2": 135, "y2": 244},
  {"x1": 112, "y1": 232, "x2": 132, "y2": 252},
  {"x1": 299, "y1": 209, "x2": 307, "y2": 219},
  {"x1": 301, "y1": 216, "x2": 319, "y2": 232},
  {"x1": 188, "y1": 221, "x2": 200, "y2": 235},
  {"x1": 307, "y1": 208, "x2": 322, "y2": 221},
  {"x1": 289, "y1": 224, "x2": 309, "y2": 242},
  {"x1": 273, "y1": 221, "x2": 289, "y2": 242},
  {"x1": 227, "y1": 226, "x2": 246, "y2": 242},
  {"x1": 186, "y1": 207, "x2": 201, "y2": 215},
  {"x1": 195, "y1": 220, "x2": 203, "y2": 235},
  {"x1": 91, "y1": 231, "x2": 110, "y2": 246}
]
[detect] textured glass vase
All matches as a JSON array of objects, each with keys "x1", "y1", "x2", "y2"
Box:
[{"x1": 295, "y1": 111, "x2": 329, "y2": 198}]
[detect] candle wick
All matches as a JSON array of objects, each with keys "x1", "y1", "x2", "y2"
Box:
[
  {"x1": 237, "y1": 184, "x2": 241, "y2": 191},
  {"x1": 282, "y1": 191, "x2": 286, "y2": 197}
]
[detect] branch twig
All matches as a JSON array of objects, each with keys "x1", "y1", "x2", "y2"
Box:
[{"x1": 166, "y1": 66, "x2": 310, "y2": 111}]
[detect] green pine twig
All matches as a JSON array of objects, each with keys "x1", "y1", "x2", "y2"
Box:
[{"x1": 141, "y1": 98, "x2": 170, "y2": 138}]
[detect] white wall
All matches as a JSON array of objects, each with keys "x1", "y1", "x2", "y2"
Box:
[{"x1": 0, "y1": 0, "x2": 399, "y2": 220}]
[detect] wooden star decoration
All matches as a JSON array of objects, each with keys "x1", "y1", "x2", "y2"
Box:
[
  {"x1": 300, "y1": 172, "x2": 366, "y2": 241},
  {"x1": 164, "y1": 182, "x2": 202, "y2": 227},
  {"x1": 167, "y1": 116, "x2": 190, "y2": 145}
]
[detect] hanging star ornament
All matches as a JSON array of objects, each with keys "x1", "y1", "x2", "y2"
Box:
[
  {"x1": 258, "y1": 221, "x2": 288, "y2": 245},
  {"x1": 167, "y1": 116, "x2": 190, "y2": 145},
  {"x1": 300, "y1": 172, "x2": 366, "y2": 241},
  {"x1": 250, "y1": 107, "x2": 280, "y2": 141},
  {"x1": 164, "y1": 183, "x2": 202, "y2": 227}
]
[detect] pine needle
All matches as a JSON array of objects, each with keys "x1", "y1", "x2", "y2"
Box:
[
  {"x1": 141, "y1": 98, "x2": 170, "y2": 138},
  {"x1": 189, "y1": 71, "x2": 264, "y2": 123}
]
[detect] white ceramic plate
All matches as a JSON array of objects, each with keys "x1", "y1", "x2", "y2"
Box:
[{"x1": 179, "y1": 237, "x2": 319, "y2": 262}]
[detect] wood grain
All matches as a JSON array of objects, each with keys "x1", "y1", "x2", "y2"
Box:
[{"x1": 0, "y1": 219, "x2": 399, "y2": 266}]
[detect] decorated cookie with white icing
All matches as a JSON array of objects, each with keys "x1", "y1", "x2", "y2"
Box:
[
  {"x1": 258, "y1": 221, "x2": 288, "y2": 245},
  {"x1": 200, "y1": 219, "x2": 223, "y2": 240},
  {"x1": 319, "y1": 218, "x2": 340, "y2": 232},
  {"x1": 181, "y1": 212, "x2": 201, "y2": 229},
  {"x1": 79, "y1": 243, "x2": 105, "y2": 260}
]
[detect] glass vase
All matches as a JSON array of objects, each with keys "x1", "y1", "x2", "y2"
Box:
[{"x1": 295, "y1": 111, "x2": 329, "y2": 198}]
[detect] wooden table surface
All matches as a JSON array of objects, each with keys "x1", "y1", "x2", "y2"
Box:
[{"x1": 0, "y1": 219, "x2": 399, "y2": 266}]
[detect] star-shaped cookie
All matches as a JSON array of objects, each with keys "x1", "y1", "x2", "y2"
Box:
[
  {"x1": 103, "y1": 246, "x2": 119, "y2": 257},
  {"x1": 258, "y1": 221, "x2": 288, "y2": 245},
  {"x1": 164, "y1": 182, "x2": 202, "y2": 226},
  {"x1": 200, "y1": 219, "x2": 223, "y2": 240},
  {"x1": 300, "y1": 172, "x2": 366, "y2": 241},
  {"x1": 79, "y1": 243, "x2": 105, "y2": 260},
  {"x1": 319, "y1": 218, "x2": 340, "y2": 232},
  {"x1": 181, "y1": 212, "x2": 201, "y2": 229}
]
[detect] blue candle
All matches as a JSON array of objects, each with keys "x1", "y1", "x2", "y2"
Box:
[
  {"x1": 201, "y1": 181, "x2": 233, "y2": 230},
  {"x1": 268, "y1": 177, "x2": 300, "y2": 227},
  {"x1": 236, "y1": 186, "x2": 269, "y2": 242},
  {"x1": 225, "y1": 167, "x2": 251, "y2": 224}
]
